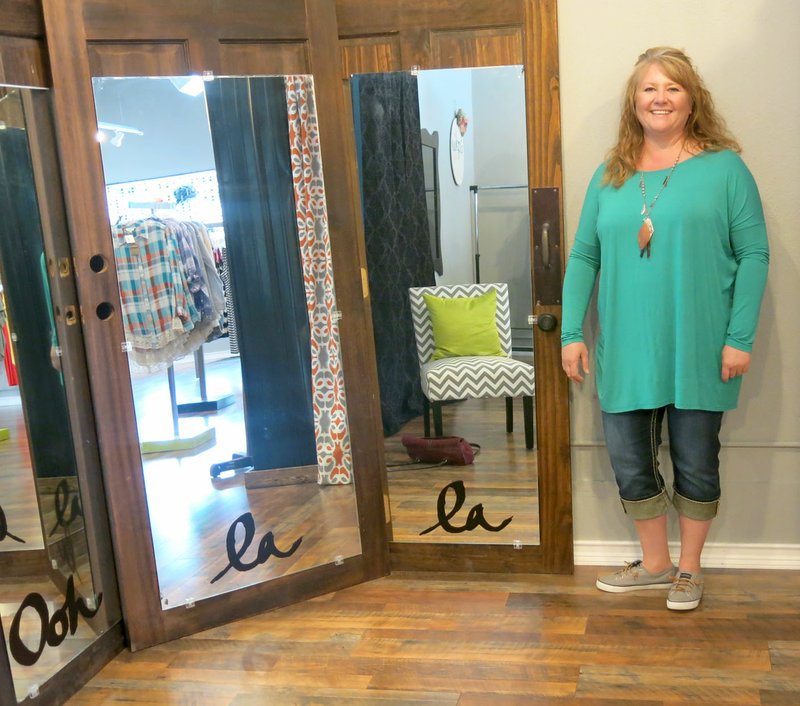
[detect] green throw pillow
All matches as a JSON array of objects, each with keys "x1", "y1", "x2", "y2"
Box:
[{"x1": 422, "y1": 289, "x2": 505, "y2": 361}]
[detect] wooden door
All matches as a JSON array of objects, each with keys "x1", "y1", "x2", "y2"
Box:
[
  {"x1": 0, "y1": 10, "x2": 125, "y2": 702},
  {"x1": 338, "y1": 0, "x2": 573, "y2": 574},
  {"x1": 39, "y1": 0, "x2": 389, "y2": 650}
]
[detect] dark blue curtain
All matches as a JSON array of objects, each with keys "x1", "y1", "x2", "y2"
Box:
[
  {"x1": 352, "y1": 73, "x2": 435, "y2": 437},
  {"x1": 205, "y1": 77, "x2": 316, "y2": 470}
]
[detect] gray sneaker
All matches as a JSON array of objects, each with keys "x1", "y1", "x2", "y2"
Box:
[
  {"x1": 667, "y1": 571, "x2": 704, "y2": 610},
  {"x1": 596, "y1": 560, "x2": 676, "y2": 593}
]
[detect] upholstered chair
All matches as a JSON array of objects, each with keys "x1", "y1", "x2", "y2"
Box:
[{"x1": 408, "y1": 282, "x2": 535, "y2": 449}]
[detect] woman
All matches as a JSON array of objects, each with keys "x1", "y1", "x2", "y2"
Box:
[{"x1": 561, "y1": 47, "x2": 768, "y2": 610}]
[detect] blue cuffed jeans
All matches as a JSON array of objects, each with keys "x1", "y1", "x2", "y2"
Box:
[{"x1": 601, "y1": 405, "x2": 723, "y2": 521}]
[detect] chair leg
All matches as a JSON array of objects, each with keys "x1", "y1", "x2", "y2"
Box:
[
  {"x1": 505, "y1": 397, "x2": 513, "y2": 433},
  {"x1": 523, "y1": 395, "x2": 534, "y2": 450},
  {"x1": 433, "y1": 401, "x2": 443, "y2": 437},
  {"x1": 423, "y1": 396, "x2": 431, "y2": 438}
]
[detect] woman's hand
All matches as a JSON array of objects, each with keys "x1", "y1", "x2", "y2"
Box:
[
  {"x1": 562, "y1": 341, "x2": 590, "y2": 383},
  {"x1": 721, "y1": 345, "x2": 751, "y2": 382}
]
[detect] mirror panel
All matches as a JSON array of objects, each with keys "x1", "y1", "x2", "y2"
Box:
[
  {"x1": 91, "y1": 74, "x2": 361, "y2": 609},
  {"x1": 352, "y1": 66, "x2": 538, "y2": 546},
  {"x1": 0, "y1": 86, "x2": 117, "y2": 703}
]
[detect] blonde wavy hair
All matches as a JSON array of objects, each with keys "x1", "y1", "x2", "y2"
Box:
[{"x1": 604, "y1": 47, "x2": 740, "y2": 187}]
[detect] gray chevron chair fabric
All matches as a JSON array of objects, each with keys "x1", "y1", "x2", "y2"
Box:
[{"x1": 409, "y1": 283, "x2": 535, "y2": 449}]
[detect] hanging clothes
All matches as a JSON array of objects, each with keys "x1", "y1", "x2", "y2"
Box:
[
  {"x1": 220, "y1": 247, "x2": 238, "y2": 355},
  {"x1": 2, "y1": 321, "x2": 17, "y2": 386},
  {"x1": 112, "y1": 217, "x2": 225, "y2": 368},
  {"x1": 1, "y1": 292, "x2": 17, "y2": 386}
]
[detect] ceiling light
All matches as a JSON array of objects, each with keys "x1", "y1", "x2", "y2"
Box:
[
  {"x1": 97, "y1": 121, "x2": 144, "y2": 137},
  {"x1": 169, "y1": 76, "x2": 205, "y2": 97}
]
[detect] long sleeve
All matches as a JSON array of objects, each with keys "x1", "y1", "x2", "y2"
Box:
[
  {"x1": 561, "y1": 166, "x2": 603, "y2": 346},
  {"x1": 724, "y1": 163, "x2": 769, "y2": 351}
]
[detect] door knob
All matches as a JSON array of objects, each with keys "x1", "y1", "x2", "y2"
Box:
[{"x1": 528, "y1": 313, "x2": 558, "y2": 332}]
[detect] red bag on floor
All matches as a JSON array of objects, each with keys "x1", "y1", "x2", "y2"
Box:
[{"x1": 401, "y1": 435, "x2": 478, "y2": 465}]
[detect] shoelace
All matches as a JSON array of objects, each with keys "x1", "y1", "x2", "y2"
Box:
[
  {"x1": 671, "y1": 574, "x2": 700, "y2": 593},
  {"x1": 619, "y1": 560, "x2": 644, "y2": 575}
]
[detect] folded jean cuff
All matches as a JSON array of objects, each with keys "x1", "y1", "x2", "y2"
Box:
[
  {"x1": 620, "y1": 489, "x2": 671, "y2": 520},
  {"x1": 672, "y1": 490, "x2": 719, "y2": 520}
]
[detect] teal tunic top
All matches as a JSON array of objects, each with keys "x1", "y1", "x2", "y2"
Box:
[{"x1": 561, "y1": 150, "x2": 769, "y2": 413}]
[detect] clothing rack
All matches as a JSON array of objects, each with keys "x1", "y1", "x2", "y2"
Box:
[
  {"x1": 118, "y1": 215, "x2": 233, "y2": 454},
  {"x1": 469, "y1": 184, "x2": 527, "y2": 283},
  {"x1": 141, "y1": 345, "x2": 234, "y2": 455}
]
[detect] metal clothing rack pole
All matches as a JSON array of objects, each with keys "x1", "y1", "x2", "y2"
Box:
[
  {"x1": 166, "y1": 364, "x2": 181, "y2": 438},
  {"x1": 175, "y1": 344, "x2": 236, "y2": 415},
  {"x1": 469, "y1": 184, "x2": 528, "y2": 283},
  {"x1": 140, "y1": 362, "x2": 215, "y2": 454}
]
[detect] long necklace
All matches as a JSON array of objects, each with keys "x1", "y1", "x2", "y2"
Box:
[{"x1": 637, "y1": 143, "x2": 684, "y2": 258}]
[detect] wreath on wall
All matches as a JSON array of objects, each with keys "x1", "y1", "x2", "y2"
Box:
[{"x1": 455, "y1": 109, "x2": 469, "y2": 136}]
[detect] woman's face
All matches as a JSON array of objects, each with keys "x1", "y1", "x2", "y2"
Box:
[{"x1": 634, "y1": 63, "x2": 692, "y2": 142}]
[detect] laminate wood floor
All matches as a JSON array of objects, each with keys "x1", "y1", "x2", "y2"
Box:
[{"x1": 67, "y1": 566, "x2": 800, "y2": 705}]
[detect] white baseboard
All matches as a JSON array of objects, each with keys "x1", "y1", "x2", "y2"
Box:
[{"x1": 574, "y1": 541, "x2": 800, "y2": 570}]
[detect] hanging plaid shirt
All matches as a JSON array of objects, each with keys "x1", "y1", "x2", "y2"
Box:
[{"x1": 112, "y1": 218, "x2": 201, "y2": 356}]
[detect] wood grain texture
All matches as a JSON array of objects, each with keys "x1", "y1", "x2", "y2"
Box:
[
  {"x1": 524, "y1": 0, "x2": 571, "y2": 573},
  {"x1": 431, "y1": 27, "x2": 523, "y2": 68},
  {"x1": 81, "y1": 0, "x2": 307, "y2": 42},
  {"x1": 335, "y1": 0, "x2": 524, "y2": 36},
  {"x1": 0, "y1": 35, "x2": 47, "y2": 87},
  {"x1": 217, "y1": 40, "x2": 308, "y2": 75},
  {"x1": 65, "y1": 567, "x2": 800, "y2": 705},
  {"x1": 0, "y1": 0, "x2": 43, "y2": 39},
  {"x1": 340, "y1": 35, "x2": 401, "y2": 78},
  {"x1": 87, "y1": 41, "x2": 190, "y2": 77}
]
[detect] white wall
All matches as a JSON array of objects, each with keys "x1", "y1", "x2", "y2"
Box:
[
  {"x1": 417, "y1": 69, "x2": 475, "y2": 286},
  {"x1": 418, "y1": 66, "x2": 532, "y2": 346},
  {"x1": 558, "y1": 0, "x2": 800, "y2": 563},
  {"x1": 472, "y1": 66, "x2": 531, "y2": 345}
]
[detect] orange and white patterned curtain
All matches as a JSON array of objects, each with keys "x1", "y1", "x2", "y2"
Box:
[{"x1": 285, "y1": 75, "x2": 353, "y2": 485}]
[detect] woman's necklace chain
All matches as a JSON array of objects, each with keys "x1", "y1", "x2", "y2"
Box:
[{"x1": 637, "y1": 143, "x2": 684, "y2": 258}]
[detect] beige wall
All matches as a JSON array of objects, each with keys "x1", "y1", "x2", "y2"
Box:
[{"x1": 557, "y1": 0, "x2": 800, "y2": 559}]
